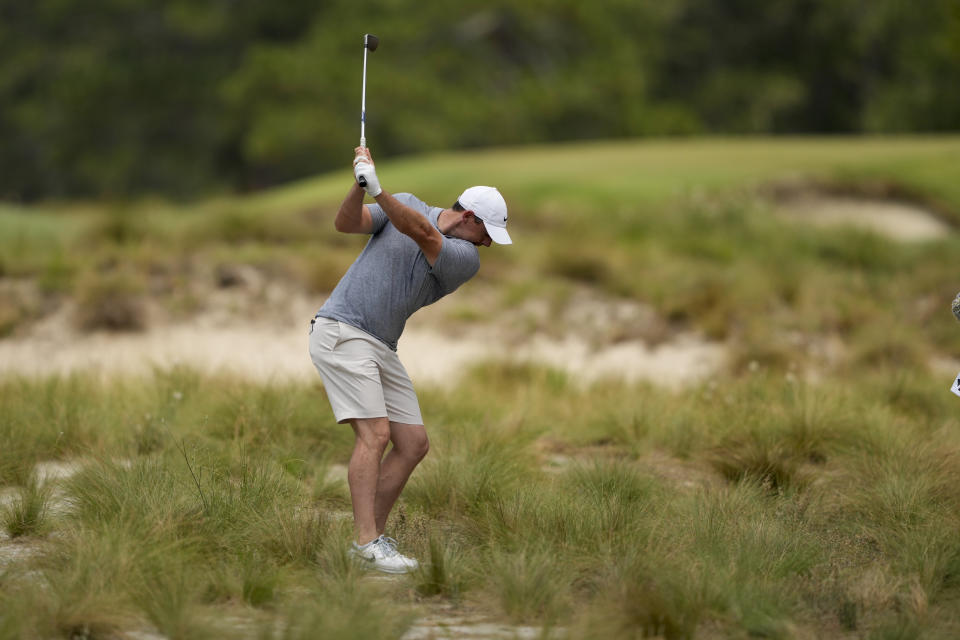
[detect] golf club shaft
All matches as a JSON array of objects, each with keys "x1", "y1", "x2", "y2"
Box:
[
  {"x1": 357, "y1": 34, "x2": 378, "y2": 188},
  {"x1": 360, "y1": 44, "x2": 369, "y2": 149},
  {"x1": 358, "y1": 43, "x2": 369, "y2": 187}
]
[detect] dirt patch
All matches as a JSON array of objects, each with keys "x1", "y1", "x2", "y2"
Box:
[
  {"x1": 0, "y1": 486, "x2": 18, "y2": 511},
  {"x1": 767, "y1": 180, "x2": 953, "y2": 242},
  {"x1": 33, "y1": 460, "x2": 83, "y2": 483},
  {"x1": 638, "y1": 450, "x2": 725, "y2": 491},
  {"x1": 535, "y1": 440, "x2": 724, "y2": 491},
  {"x1": 324, "y1": 464, "x2": 348, "y2": 482},
  {"x1": 514, "y1": 333, "x2": 724, "y2": 388},
  {"x1": 402, "y1": 617, "x2": 563, "y2": 640},
  {"x1": 930, "y1": 356, "x2": 960, "y2": 375},
  {"x1": 0, "y1": 538, "x2": 45, "y2": 569}
]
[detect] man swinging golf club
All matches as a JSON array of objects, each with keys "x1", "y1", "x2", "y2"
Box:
[
  {"x1": 310, "y1": 33, "x2": 511, "y2": 573},
  {"x1": 309, "y1": 34, "x2": 511, "y2": 573},
  {"x1": 309, "y1": 151, "x2": 511, "y2": 573}
]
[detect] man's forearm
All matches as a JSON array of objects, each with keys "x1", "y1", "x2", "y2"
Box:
[
  {"x1": 374, "y1": 190, "x2": 435, "y2": 241},
  {"x1": 335, "y1": 182, "x2": 367, "y2": 232}
]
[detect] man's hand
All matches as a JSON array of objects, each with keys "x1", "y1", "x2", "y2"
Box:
[
  {"x1": 354, "y1": 146, "x2": 373, "y2": 164},
  {"x1": 354, "y1": 160, "x2": 380, "y2": 196},
  {"x1": 353, "y1": 147, "x2": 382, "y2": 197}
]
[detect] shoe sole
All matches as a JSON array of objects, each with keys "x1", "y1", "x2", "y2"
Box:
[
  {"x1": 349, "y1": 554, "x2": 418, "y2": 574},
  {"x1": 371, "y1": 565, "x2": 417, "y2": 574}
]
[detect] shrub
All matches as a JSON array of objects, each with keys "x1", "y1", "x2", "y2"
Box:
[{"x1": 75, "y1": 271, "x2": 147, "y2": 331}]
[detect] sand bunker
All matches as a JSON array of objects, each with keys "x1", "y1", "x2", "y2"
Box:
[
  {"x1": 775, "y1": 193, "x2": 951, "y2": 242},
  {"x1": 0, "y1": 290, "x2": 726, "y2": 388},
  {"x1": 0, "y1": 319, "x2": 724, "y2": 389}
]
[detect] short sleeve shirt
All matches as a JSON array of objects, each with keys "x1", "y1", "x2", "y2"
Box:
[{"x1": 317, "y1": 193, "x2": 480, "y2": 350}]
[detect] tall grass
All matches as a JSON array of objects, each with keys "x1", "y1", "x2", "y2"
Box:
[
  {"x1": 1, "y1": 365, "x2": 959, "y2": 637},
  {"x1": 2, "y1": 339, "x2": 959, "y2": 639},
  {"x1": 0, "y1": 448, "x2": 357, "y2": 638}
]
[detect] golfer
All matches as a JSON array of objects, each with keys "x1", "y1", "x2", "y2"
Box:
[{"x1": 309, "y1": 146, "x2": 511, "y2": 573}]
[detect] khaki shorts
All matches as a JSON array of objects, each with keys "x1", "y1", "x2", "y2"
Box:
[{"x1": 308, "y1": 317, "x2": 423, "y2": 425}]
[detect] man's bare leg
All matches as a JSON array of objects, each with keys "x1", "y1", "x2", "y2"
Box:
[
  {"x1": 374, "y1": 422, "x2": 429, "y2": 534},
  {"x1": 347, "y1": 417, "x2": 391, "y2": 545}
]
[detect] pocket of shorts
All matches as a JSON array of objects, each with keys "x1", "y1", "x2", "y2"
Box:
[{"x1": 311, "y1": 318, "x2": 341, "y2": 352}]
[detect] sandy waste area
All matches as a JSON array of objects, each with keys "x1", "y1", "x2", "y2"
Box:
[{"x1": 0, "y1": 285, "x2": 727, "y2": 389}]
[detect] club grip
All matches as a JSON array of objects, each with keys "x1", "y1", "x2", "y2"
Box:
[{"x1": 358, "y1": 176, "x2": 367, "y2": 187}]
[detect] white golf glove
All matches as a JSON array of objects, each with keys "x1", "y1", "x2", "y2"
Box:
[{"x1": 353, "y1": 157, "x2": 382, "y2": 197}]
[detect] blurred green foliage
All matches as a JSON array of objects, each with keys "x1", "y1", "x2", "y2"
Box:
[{"x1": 1, "y1": 0, "x2": 958, "y2": 200}]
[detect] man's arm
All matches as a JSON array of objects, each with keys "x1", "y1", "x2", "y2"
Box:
[
  {"x1": 334, "y1": 181, "x2": 374, "y2": 234},
  {"x1": 352, "y1": 146, "x2": 443, "y2": 265},
  {"x1": 373, "y1": 190, "x2": 443, "y2": 265}
]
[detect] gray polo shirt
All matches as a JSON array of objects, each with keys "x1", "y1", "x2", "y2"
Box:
[{"x1": 317, "y1": 193, "x2": 480, "y2": 351}]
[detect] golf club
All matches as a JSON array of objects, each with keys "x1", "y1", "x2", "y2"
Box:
[{"x1": 358, "y1": 33, "x2": 379, "y2": 188}]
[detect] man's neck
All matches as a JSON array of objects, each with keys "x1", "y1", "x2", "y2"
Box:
[{"x1": 436, "y1": 209, "x2": 457, "y2": 236}]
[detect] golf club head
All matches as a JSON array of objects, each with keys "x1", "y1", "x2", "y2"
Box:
[{"x1": 364, "y1": 34, "x2": 379, "y2": 51}]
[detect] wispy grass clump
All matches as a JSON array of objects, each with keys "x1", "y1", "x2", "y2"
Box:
[
  {"x1": 571, "y1": 556, "x2": 703, "y2": 640},
  {"x1": 478, "y1": 460, "x2": 659, "y2": 553},
  {"x1": 405, "y1": 412, "x2": 537, "y2": 519},
  {"x1": 66, "y1": 448, "x2": 328, "y2": 566},
  {"x1": 413, "y1": 534, "x2": 469, "y2": 600},
  {"x1": 567, "y1": 481, "x2": 820, "y2": 639},
  {"x1": 825, "y1": 440, "x2": 960, "y2": 608},
  {"x1": 0, "y1": 442, "x2": 361, "y2": 637},
  {"x1": 0, "y1": 369, "x2": 347, "y2": 486},
  {"x1": 704, "y1": 382, "x2": 847, "y2": 492},
  {"x1": 0, "y1": 374, "x2": 124, "y2": 485},
  {"x1": 2, "y1": 476, "x2": 53, "y2": 538},
  {"x1": 485, "y1": 547, "x2": 572, "y2": 624},
  {"x1": 275, "y1": 584, "x2": 414, "y2": 640}
]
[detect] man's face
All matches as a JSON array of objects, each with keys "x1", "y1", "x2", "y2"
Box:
[{"x1": 461, "y1": 212, "x2": 492, "y2": 247}]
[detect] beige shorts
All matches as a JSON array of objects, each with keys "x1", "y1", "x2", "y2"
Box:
[{"x1": 308, "y1": 317, "x2": 423, "y2": 425}]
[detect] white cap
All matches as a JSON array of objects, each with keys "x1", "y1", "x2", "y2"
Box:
[{"x1": 457, "y1": 186, "x2": 511, "y2": 245}]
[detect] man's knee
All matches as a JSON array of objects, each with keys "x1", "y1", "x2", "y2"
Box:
[
  {"x1": 353, "y1": 418, "x2": 391, "y2": 453},
  {"x1": 405, "y1": 429, "x2": 430, "y2": 462},
  {"x1": 411, "y1": 431, "x2": 429, "y2": 462},
  {"x1": 390, "y1": 423, "x2": 429, "y2": 462}
]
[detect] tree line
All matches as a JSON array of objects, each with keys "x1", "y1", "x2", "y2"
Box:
[{"x1": 2, "y1": 0, "x2": 957, "y2": 201}]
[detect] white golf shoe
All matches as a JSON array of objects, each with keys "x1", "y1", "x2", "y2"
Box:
[{"x1": 349, "y1": 535, "x2": 419, "y2": 574}]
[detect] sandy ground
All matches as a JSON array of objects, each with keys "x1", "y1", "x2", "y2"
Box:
[
  {"x1": 0, "y1": 287, "x2": 726, "y2": 389},
  {"x1": 401, "y1": 618, "x2": 563, "y2": 640},
  {"x1": 776, "y1": 194, "x2": 952, "y2": 241}
]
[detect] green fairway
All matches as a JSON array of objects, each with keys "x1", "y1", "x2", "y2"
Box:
[
  {"x1": 249, "y1": 135, "x2": 960, "y2": 220},
  {"x1": 2, "y1": 136, "x2": 960, "y2": 638}
]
